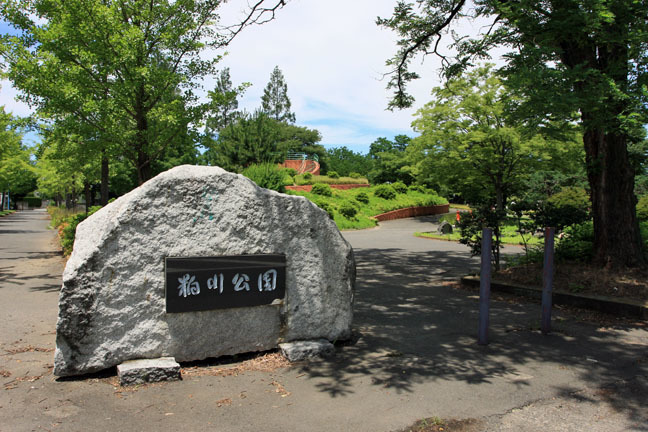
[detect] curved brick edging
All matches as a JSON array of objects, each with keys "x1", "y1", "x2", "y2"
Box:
[
  {"x1": 285, "y1": 184, "x2": 370, "y2": 192},
  {"x1": 461, "y1": 276, "x2": 648, "y2": 319},
  {"x1": 374, "y1": 204, "x2": 450, "y2": 222}
]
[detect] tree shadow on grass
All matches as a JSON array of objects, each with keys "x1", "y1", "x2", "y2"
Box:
[{"x1": 295, "y1": 247, "x2": 648, "y2": 426}]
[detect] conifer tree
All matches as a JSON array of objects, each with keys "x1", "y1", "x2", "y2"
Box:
[{"x1": 260, "y1": 66, "x2": 295, "y2": 123}]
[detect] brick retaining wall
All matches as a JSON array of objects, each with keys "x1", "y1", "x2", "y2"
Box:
[{"x1": 374, "y1": 204, "x2": 450, "y2": 222}]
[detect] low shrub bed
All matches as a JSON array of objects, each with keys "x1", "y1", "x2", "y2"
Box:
[
  {"x1": 294, "y1": 174, "x2": 369, "y2": 186},
  {"x1": 287, "y1": 185, "x2": 447, "y2": 230},
  {"x1": 48, "y1": 205, "x2": 102, "y2": 255}
]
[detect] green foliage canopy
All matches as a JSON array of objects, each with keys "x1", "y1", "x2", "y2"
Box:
[
  {"x1": 1, "y1": 0, "x2": 224, "y2": 185},
  {"x1": 379, "y1": 0, "x2": 648, "y2": 266}
]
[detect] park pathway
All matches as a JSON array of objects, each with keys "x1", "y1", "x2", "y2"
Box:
[
  {"x1": 0, "y1": 211, "x2": 646, "y2": 432},
  {"x1": 0, "y1": 210, "x2": 63, "y2": 376}
]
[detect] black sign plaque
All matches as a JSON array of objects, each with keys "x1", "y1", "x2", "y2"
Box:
[{"x1": 165, "y1": 254, "x2": 286, "y2": 313}]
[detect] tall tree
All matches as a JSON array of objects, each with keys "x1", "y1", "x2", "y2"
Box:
[
  {"x1": 0, "y1": 108, "x2": 36, "y2": 208},
  {"x1": 205, "y1": 68, "x2": 251, "y2": 134},
  {"x1": 203, "y1": 110, "x2": 282, "y2": 172},
  {"x1": 409, "y1": 65, "x2": 573, "y2": 206},
  {"x1": 260, "y1": 66, "x2": 296, "y2": 123},
  {"x1": 367, "y1": 135, "x2": 413, "y2": 184},
  {"x1": 326, "y1": 146, "x2": 372, "y2": 177},
  {"x1": 1, "y1": 0, "x2": 225, "y2": 186},
  {"x1": 379, "y1": 0, "x2": 648, "y2": 267}
]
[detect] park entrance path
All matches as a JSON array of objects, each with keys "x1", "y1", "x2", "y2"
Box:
[{"x1": 0, "y1": 212, "x2": 646, "y2": 432}]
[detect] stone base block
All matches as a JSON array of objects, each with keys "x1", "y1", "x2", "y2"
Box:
[
  {"x1": 117, "y1": 357, "x2": 181, "y2": 386},
  {"x1": 279, "y1": 339, "x2": 335, "y2": 362}
]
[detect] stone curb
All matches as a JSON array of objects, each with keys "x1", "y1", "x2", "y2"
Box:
[
  {"x1": 117, "y1": 357, "x2": 182, "y2": 386},
  {"x1": 279, "y1": 339, "x2": 335, "y2": 362},
  {"x1": 461, "y1": 275, "x2": 648, "y2": 319}
]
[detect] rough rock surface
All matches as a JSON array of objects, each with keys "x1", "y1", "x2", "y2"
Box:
[
  {"x1": 117, "y1": 357, "x2": 181, "y2": 386},
  {"x1": 55, "y1": 165, "x2": 355, "y2": 377},
  {"x1": 279, "y1": 339, "x2": 335, "y2": 362},
  {"x1": 437, "y1": 221, "x2": 453, "y2": 234}
]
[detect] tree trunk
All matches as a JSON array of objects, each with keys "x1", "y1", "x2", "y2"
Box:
[
  {"x1": 100, "y1": 152, "x2": 109, "y2": 206},
  {"x1": 583, "y1": 129, "x2": 644, "y2": 267},
  {"x1": 136, "y1": 150, "x2": 151, "y2": 186},
  {"x1": 84, "y1": 181, "x2": 91, "y2": 214}
]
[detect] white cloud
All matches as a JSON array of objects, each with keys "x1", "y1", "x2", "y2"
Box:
[
  {"x1": 1, "y1": 0, "x2": 502, "y2": 153},
  {"x1": 0, "y1": 80, "x2": 33, "y2": 118},
  {"x1": 212, "y1": 0, "x2": 436, "y2": 151}
]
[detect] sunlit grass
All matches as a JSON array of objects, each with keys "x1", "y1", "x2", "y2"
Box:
[{"x1": 287, "y1": 186, "x2": 447, "y2": 230}]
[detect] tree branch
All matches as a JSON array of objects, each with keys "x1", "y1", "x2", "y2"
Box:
[{"x1": 221, "y1": 0, "x2": 287, "y2": 47}]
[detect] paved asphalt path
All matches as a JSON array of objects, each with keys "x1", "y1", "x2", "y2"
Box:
[{"x1": 1, "y1": 210, "x2": 646, "y2": 431}]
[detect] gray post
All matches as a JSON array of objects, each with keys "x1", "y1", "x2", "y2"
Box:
[
  {"x1": 478, "y1": 227, "x2": 492, "y2": 345},
  {"x1": 541, "y1": 227, "x2": 555, "y2": 335}
]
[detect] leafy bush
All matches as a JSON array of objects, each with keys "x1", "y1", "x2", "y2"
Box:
[
  {"x1": 555, "y1": 221, "x2": 594, "y2": 262},
  {"x1": 314, "y1": 200, "x2": 335, "y2": 219},
  {"x1": 408, "y1": 184, "x2": 426, "y2": 193},
  {"x1": 241, "y1": 163, "x2": 286, "y2": 193},
  {"x1": 349, "y1": 172, "x2": 363, "y2": 179},
  {"x1": 537, "y1": 187, "x2": 590, "y2": 230},
  {"x1": 637, "y1": 195, "x2": 648, "y2": 221},
  {"x1": 355, "y1": 191, "x2": 370, "y2": 204},
  {"x1": 373, "y1": 184, "x2": 396, "y2": 200},
  {"x1": 457, "y1": 207, "x2": 506, "y2": 269},
  {"x1": 303, "y1": 172, "x2": 313, "y2": 180},
  {"x1": 339, "y1": 201, "x2": 359, "y2": 219},
  {"x1": 60, "y1": 206, "x2": 102, "y2": 255},
  {"x1": 327, "y1": 171, "x2": 340, "y2": 179},
  {"x1": 282, "y1": 173, "x2": 294, "y2": 186},
  {"x1": 311, "y1": 183, "x2": 333, "y2": 196},
  {"x1": 392, "y1": 181, "x2": 407, "y2": 194},
  {"x1": 284, "y1": 168, "x2": 298, "y2": 177}
]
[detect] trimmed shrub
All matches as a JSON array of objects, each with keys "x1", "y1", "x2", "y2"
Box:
[
  {"x1": 339, "y1": 201, "x2": 358, "y2": 219},
  {"x1": 61, "y1": 205, "x2": 102, "y2": 255},
  {"x1": 327, "y1": 171, "x2": 340, "y2": 179},
  {"x1": 284, "y1": 168, "x2": 298, "y2": 177},
  {"x1": 311, "y1": 183, "x2": 333, "y2": 196},
  {"x1": 392, "y1": 181, "x2": 407, "y2": 194},
  {"x1": 374, "y1": 184, "x2": 396, "y2": 200},
  {"x1": 355, "y1": 191, "x2": 370, "y2": 204},
  {"x1": 538, "y1": 186, "x2": 590, "y2": 230},
  {"x1": 408, "y1": 184, "x2": 426, "y2": 193},
  {"x1": 303, "y1": 172, "x2": 313, "y2": 180},
  {"x1": 637, "y1": 195, "x2": 648, "y2": 221},
  {"x1": 349, "y1": 172, "x2": 363, "y2": 179},
  {"x1": 241, "y1": 163, "x2": 286, "y2": 193},
  {"x1": 555, "y1": 221, "x2": 594, "y2": 262},
  {"x1": 282, "y1": 173, "x2": 294, "y2": 186},
  {"x1": 314, "y1": 200, "x2": 335, "y2": 219}
]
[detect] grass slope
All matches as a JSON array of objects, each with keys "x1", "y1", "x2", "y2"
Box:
[{"x1": 286, "y1": 186, "x2": 448, "y2": 230}]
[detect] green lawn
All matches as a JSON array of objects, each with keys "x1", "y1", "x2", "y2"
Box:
[
  {"x1": 286, "y1": 186, "x2": 448, "y2": 230},
  {"x1": 416, "y1": 223, "x2": 544, "y2": 247},
  {"x1": 0, "y1": 210, "x2": 15, "y2": 217}
]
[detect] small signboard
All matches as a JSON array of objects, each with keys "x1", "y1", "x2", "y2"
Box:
[{"x1": 165, "y1": 254, "x2": 286, "y2": 313}]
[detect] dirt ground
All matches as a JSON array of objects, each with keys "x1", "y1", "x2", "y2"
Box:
[{"x1": 495, "y1": 262, "x2": 648, "y2": 302}]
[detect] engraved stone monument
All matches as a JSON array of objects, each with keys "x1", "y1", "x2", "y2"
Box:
[{"x1": 54, "y1": 165, "x2": 355, "y2": 377}]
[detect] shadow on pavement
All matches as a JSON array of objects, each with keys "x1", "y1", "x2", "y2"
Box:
[{"x1": 296, "y1": 247, "x2": 648, "y2": 425}]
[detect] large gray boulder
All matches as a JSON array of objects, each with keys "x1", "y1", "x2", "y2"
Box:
[{"x1": 54, "y1": 165, "x2": 355, "y2": 377}]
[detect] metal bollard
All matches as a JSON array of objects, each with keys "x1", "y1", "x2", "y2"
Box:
[
  {"x1": 541, "y1": 227, "x2": 555, "y2": 335},
  {"x1": 478, "y1": 228, "x2": 492, "y2": 345}
]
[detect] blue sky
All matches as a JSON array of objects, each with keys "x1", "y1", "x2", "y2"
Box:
[{"x1": 0, "y1": 0, "x2": 469, "y2": 154}]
